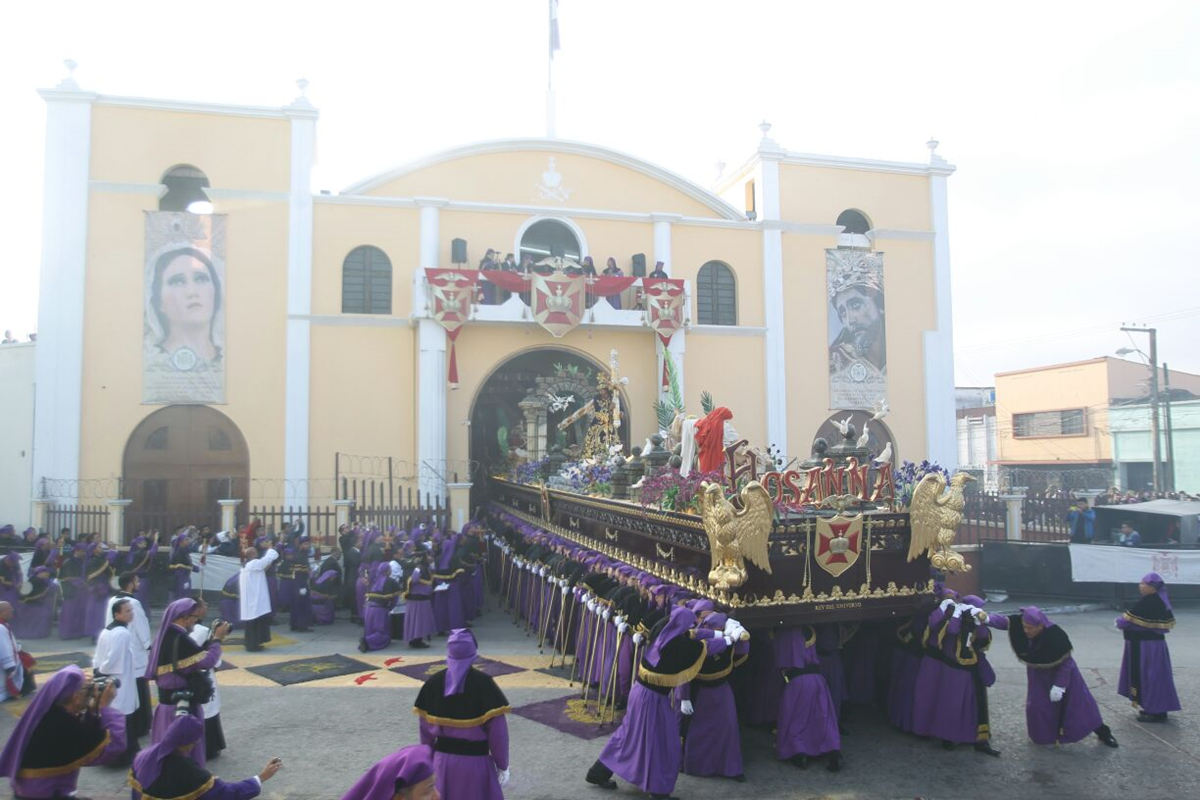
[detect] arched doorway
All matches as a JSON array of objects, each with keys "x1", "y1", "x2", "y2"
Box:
[
  {"x1": 469, "y1": 347, "x2": 631, "y2": 480},
  {"x1": 123, "y1": 406, "x2": 249, "y2": 540}
]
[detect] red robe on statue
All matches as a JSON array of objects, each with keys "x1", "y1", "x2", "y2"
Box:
[{"x1": 695, "y1": 407, "x2": 733, "y2": 474}]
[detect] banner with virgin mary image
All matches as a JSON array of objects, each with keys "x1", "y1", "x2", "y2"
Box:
[
  {"x1": 827, "y1": 248, "x2": 886, "y2": 410},
  {"x1": 143, "y1": 212, "x2": 227, "y2": 404}
]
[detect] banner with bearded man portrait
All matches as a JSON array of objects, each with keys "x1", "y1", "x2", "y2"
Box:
[{"x1": 826, "y1": 248, "x2": 886, "y2": 410}]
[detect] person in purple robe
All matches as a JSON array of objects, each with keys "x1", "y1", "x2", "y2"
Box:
[
  {"x1": 1117, "y1": 572, "x2": 1181, "y2": 723},
  {"x1": 0, "y1": 552, "x2": 22, "y2": 609},
  {"x1": 992, "y1": 606, "x2": 1118, "y2": 747},
  {"x1": 83, "y1": 542, "x2": 114, "y2": 640},
  {"x1": 360, "y1": 563, "x2": 400, "y2": 652},
  {"x1": 15, "y1": 566, "x2": 57, "y2": 640},
  {"x1": 602, "y1": 257, "x2": 624, "y2": 309},
  {"x1": 341, "y1": 743, "x2": 438, "y2": 800},
  {"x1": 773, "y1": 625, "x2": 843, "y2": 771},
  {"x1": 586, "y1": 605, "x2": 726, "y2": 799},
  {"x1": 311, "y1": 566, "x2": 341, "y2": 625},
  {"x1": 358, "y1": 531, "x2": 384, "y2": 621},
  {"x1": 131, "y1": 713, "x2": 282, "y2": 799},
  {"x1": 414, "y1": 629, "x2": 511, "y2": 800},
  {"x1": 58, "y1": 543, "x2": 89, "y2": 639},
  {"x1": 125, "y1": 534, "x2": 159, "y2": 614},
  {"x1": 276, "y1": 546, "x2": 298, "y2": 614},
  {"x1": 147, "y1": 597, "x2": 230, "y2": 767},
  {"x1": 911, "y1": 595, "x2": 1003, "y2": 756},
  {"x1": 28, "y1": 535, "x2": 58, "y2": 577},
  {"x1": 287, "y1": 548, "x2": 313, "y2": 632},
  {"x1": 0, "y1": 665, "x2": 127, "y2": 799},
  {"x1": 814, "y1": 622, "x2": 848, "y2": 722},
  {"x1": 886, "y1": 613, "x2": 927, "y2": 733},
  {"x1": 431, "y1": 538, "x2": 467, "y2": 635},
  {"x1": 168, "y1": 531, "x2": 199, "y2": 603},
  {"x1": 681, "y1": 612, "x2": 749, "y2": 781},
  {"x1": 219, "y1": 573, "x2": 242, "y2": 630},
  {"x1": 403, "y1": 555, "x2": 436, "y2": 648}
]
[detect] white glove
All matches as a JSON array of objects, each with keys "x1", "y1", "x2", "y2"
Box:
[
  {"x1": 587, "y1": 600, "x2": 596, "y2": 613},
  {"x1": 497, "y1": 767, "x2": 510, "y2": 787},
  {"x1": 940, "y1": 598, "x2": 956, "y2": 612},
  {"x1": 618, "y1": 622, "x2": 629, "y2": 634},
  {"x1": 614, "y1": 615, "x2": 625, "y2": 626},
  {"x1": 1050, "y1": 685, "x2": 1065, "y2": 703},
  {"x1": 561, "y1": 586, "x2": 570, "y2": 596},
  {"x1": 434, "y1": 583, "x2": 451, "y2": 592},
  {"x1": 952, "y1": 603, "x2": 966, "y2": 618},
  {"x1": 723, "y1": 634, "x2": 734, "y2": 646},
  {"x1": 680, "y1": 700, "x2": 694, "y2": 716},
  {"x1": 633, "y1": 633, "x2": 644, "y2": 645},
  {"x1": 723, "y1": 617, "x2": 740, "y2": 634},
  {"x1": 974, "y1": 610, "x2": 988, "y2": 624},
  {"x1": 299, "y1": 588, "x2": 307, "y2": 596},
  {"x1": 558, "y1": 579, "x2": 567, "y2": 588},
  {"x1": 539, "y1": 567, "x2": 547, "y2": 577}
]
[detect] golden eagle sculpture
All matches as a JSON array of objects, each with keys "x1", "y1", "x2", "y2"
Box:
[
  {"x1": 698, "y1": 480, "x2": 774, "y2": 590},
  {"x1": 907, "y1": 472, "x2": 976, "y2": 573}
]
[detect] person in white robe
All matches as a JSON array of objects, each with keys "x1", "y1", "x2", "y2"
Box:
[
  {"x1": 239, "y1": 546, "x2": 279, "y2": 651},
  {"x1": 107, "y1": 572, "x2": 152, "y2": 736},
  {"x1": 0, "y1": 601, "x2": 31, "y2": 702},
  {"x1": 93, "y1": 597, "x2": 140, "y2": 764},
  {"x1": 189, "y1": 605, "x2": 227, "y2": 760}
]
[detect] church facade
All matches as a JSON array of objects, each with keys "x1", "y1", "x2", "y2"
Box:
[{"x1": 29, "y1": 74, "x2": 956, "y2": 534}]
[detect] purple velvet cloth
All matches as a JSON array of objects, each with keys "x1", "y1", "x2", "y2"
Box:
[
  {"x1": 1116, "y1": 617, "x2": 1182, "y2": 715},
  {"x1": 773, "y1": 627, "x2": 841, "y2": 759},
  {"x1": 445, "y1": 629, "x2": 478, "y2": 695},
  {"x1": 418, "y1": 716, "x2": 508, "y2": 800},
  {"x1": 362, "y1": 565, "x2": 396, "y2": 651},
  {"x1": 681, "y1": 636, "x2": 747, "y2": 778},
  {"x1": 403, "y1": 568, "x2": 437, "y2": 642},
  {"x1": 133, "y1": 713, "x2": 203, "y2": 788},
  {"x1": 340, "y1": 744, "x2": 435, "y2": 800},
  {"x1": 289, "y1": 571, "x2": 313, "y2": 631},
  {"x1": 13, "y1": 574, "x2": 57, "y2": 640},
  {"x1": 311, "y1": 570, "x2": 339, "y2": 625},
  {"x1": 598, "y1": 682, "x2": 681, "y2": 795},
  {"x1": 220, "y1": 574, "x2": 242, "y2": 630},
  {"x1": 911, "y1": 611, "x2": 1000, "y2": 744}
]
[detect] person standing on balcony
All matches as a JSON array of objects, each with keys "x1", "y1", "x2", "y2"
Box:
[{"x1": 1066, "y1": 499, "x2": 1096, "y2": 543}]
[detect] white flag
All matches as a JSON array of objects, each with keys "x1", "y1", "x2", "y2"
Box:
[{"x1": 550, "y1": 0, "x2": 561, "y2": 57}]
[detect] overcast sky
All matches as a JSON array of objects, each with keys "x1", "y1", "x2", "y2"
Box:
[{"x1": 2, "y1": 1, "x2": 1197, "y2": 387}]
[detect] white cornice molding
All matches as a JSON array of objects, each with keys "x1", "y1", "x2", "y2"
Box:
[
  {"x1": 316, "y1": 195, "x2": 419, "y2": 209},
  {"x1": 868, "y1": 228, "x2": 936, "y2": 243},
  {"x1": 89, "y1": 181, "x2": 164, "y2": 197},
  {"x1": 37, "y1": 88, "x2": 98, "y2": 105},
  {"x1": 89, "y1": 94, "x2": 299, "y2": 120},
  {"x1": 414, "y1": 196, "x2": 451, "y2": 209},
  {"x1": 207, "y1": 187, "x2": 290, "y2": 202},
  {"x1": 765, "y1": 221, "x2": 843, "y2": 237},
  {"x1": 293, "y1": 313, "x2": 413, "y2": 327},
  {"x1": 340, "y1": 138, "x2": 744, "y2": 221},
  {"x1": 688, "y1": 324, "x2": 766, "y2": 337},
  {"x1": 782, "y1": 150, "x2": 956, "y2": 177}
]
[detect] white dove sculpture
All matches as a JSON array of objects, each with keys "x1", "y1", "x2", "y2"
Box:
[
  {"x1": 832, "y1": 416, "x2": 852, "y2": 437},
  {"x1": 873, "y1": 442, "x2": 893, "y2": 465},
  {"x1": 872, "y1": 398, "x2": 889, "y2": 421},
  {"x1": 856, "y1": 422, "x2": 871, "y2": 448}
]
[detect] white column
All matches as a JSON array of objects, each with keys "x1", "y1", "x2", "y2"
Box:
[
  {"x1": 651, "y1": 213, "x2": 680, "y2": 274},
  {"x1": 758, "y1": 124, "x2": 788, "y2": 458},
  {"x1": 283, "y1": 87, "x2": 318, "y2": 506},
  {"x1": 1001, "y1": 491, "x2": 1025, "y2": 541},
  {"x1": 33, "y1": 69, "x2": 95, "y2": 492},
  {"x1": 924, "y1": 139, "x2": 958, "y2": 471},
  {"x1": 416, "y1": 199, "x2": 449, "y2": 501}
]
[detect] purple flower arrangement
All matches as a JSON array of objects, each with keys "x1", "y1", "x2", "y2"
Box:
[
  {"x1": 511, "y1": 457, "x2": 550, "y2": 486},
  {"x1": 895, "y1": 459, "x2": 951, "y2": 509},
  {"x1": 639, "y1": 467, "x2": 725, "y2": 514},
  {"x1": 561, "y1": 461, "x2": 613, "y2": 495}
]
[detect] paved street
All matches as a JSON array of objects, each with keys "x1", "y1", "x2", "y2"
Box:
[{"x1": 4, "y1": 602, "x2": 1196, "y2": 800}]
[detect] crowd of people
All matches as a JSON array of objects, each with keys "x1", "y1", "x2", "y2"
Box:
[{"x1": 0, "y1": 507, "x2": 1185, "y2": 799}]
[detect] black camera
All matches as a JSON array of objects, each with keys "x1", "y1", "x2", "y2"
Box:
[{"x1": 91, "y1": 674, "x2": 121, "y2": 692}]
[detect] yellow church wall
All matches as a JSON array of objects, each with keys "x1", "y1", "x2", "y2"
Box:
[
  {"x1": 90, "y1": 105, "x2": 291, "y2": 190},
  {"x1": 780, "y1": 234, "x2": 934, "y2": 463},
  {"x1": 364, "y1": 150, "x2": 722, "y2": 218},
  {"x1": 308, "y1": 324, "x2": 417, "y2": 488},
  {"x1": 779, "y1": 164, "x2": 931, "y2": 232},
  {"x1": 443, "y1": 328, "x2": 663, "y2": 467},
  {"x1": 312, "y1": 203, "x2": 421, "y2": 316},
  {"x1": 669, "y1": 226, "x2": 763, "y2": 326},
  {"x1": 78, "y1": 192, "x2": 290, "y2": 483},
  {"x1": 682, "y1": 335, "x2": 767, "y2": 447}
]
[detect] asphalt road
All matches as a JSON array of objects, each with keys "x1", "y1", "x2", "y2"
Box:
[{"x1": 4, "y1": 602, "x2": 1195, "y2": 800}]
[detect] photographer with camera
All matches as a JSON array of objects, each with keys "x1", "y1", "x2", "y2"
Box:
[
  {"x1": 131, "y1": 713, "x2": 282, "y2": 800},
  {"x1": 93, "y1": 597, "x2": 141, "y2": 765},
  {"x1": 0, "y1": 665, "x2": 127, "y2": 799},
  {"x1": 188, "y1": 600, "x2": 229, "y2": 761},
  {"x1": 146, "y1": 598, "x2": 231, "y2": 767}
]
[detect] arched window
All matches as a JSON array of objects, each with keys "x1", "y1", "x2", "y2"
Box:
[
  {"x1": 696, "y1": 261, "x2": 737, "y2": 326},
  {"x1": 836, "y1": 209, "x2": 871, "y2": 235},
  {"x1": 159, "y1": 165, "x2": 211, "y2": 212},
  {"x1": 519, "y1": 219, "x2": 581, "y2": 264},
  {"x1": 342, "y1": 246, "x2": 393, "y2": 314}
]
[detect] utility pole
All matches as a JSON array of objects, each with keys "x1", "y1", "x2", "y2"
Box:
[
  {"x1": 1121, "y1": 326, "x2": 1161, "y2": 492},
  {"x1": 1163, "y1": 363, "x2": 1175, "y2": 492}
]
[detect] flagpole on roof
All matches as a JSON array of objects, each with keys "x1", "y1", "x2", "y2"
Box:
[{"x1": 547, "y1": 0, "x2": 560, "y2": 138}]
